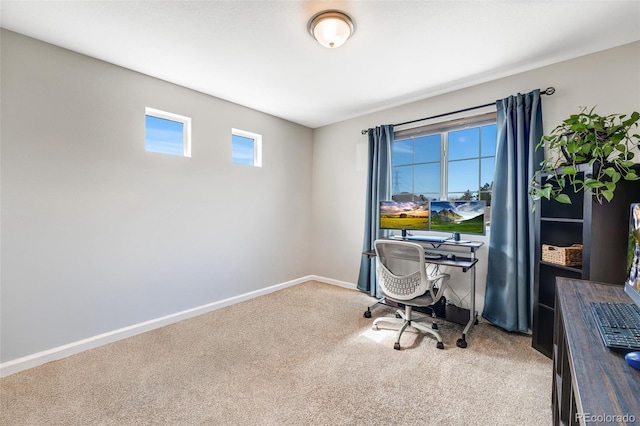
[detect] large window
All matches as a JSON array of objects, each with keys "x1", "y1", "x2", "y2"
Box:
[
  {"x1": 145, "y1": 107, "x2": 191, "y2": 157},
  {"x1": 392, "y1": 113, "x2": 497, "y2": 219}
]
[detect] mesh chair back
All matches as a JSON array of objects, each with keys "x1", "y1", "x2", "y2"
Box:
[{"x1": 374, "y1": 240, "x2": 427, "y2": 300}]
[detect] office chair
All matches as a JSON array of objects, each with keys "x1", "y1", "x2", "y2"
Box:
[{"x1": 372, "y1": 239, "x2": 451, "y2": 350}]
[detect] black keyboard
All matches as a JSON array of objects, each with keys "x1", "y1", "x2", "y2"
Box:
[
  {"x1": 590, "y1": 302, "x2": 640, "y2": 352},
  {"x1": 406, "y1": 235, "x2": 448, "y2": 243}
]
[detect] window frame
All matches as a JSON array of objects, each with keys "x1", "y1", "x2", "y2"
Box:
[
  {"x1": 392, "y1": 111, "x2": 497, "y2": 202},
  {"x1": 232, "y1": 128, "x2": 263, "y2": 167},
  {"x1": 145, "y1": 107, "x2": 192, "y2": 157}
]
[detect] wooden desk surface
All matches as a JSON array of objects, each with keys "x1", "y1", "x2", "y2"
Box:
[{"x1": 556, "y1": 277, "x2": 640, "y2": 422}]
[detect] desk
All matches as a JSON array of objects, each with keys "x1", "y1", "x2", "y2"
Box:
[
  {"x1": 554, "y1": 277, "x2": 640, "y2": 425},
  {"x1": 364, "y1": 237, "x2": 484, "y2": 348}
]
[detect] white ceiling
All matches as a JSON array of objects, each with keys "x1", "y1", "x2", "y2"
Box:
[{"x1": 1, "y1": 1, "x2": 639, "y2": 128}]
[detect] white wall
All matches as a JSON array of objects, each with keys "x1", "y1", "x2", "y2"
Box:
[
  {"x1": 0, "y1": 30, "x2": 314, "y2": 363},
  {"x1": 310, "y1": 41, "x2": 640, "y2": 314}
]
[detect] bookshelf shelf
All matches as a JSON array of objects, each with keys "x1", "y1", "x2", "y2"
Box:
[{"x1": 532, "y1": 164, "x2": 640, "y2": 358}]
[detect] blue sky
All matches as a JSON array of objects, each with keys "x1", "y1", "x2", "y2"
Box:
[
  {"x1": 392, "y1": 124, "x2": 496, "y2": 198},
  {"x1": 146, "y1": 115, "x2": 255, "y2": 165},
  {"x1": 145, "y1": 115, "x2": 184, "y2": 156},
  {"x1": 231, "y1": 134, "x2": 254, "y2": 166}
]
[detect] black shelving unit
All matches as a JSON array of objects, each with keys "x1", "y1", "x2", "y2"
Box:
[{"x1": 532, "y1": 163, "x2": 640, "y2": 358}]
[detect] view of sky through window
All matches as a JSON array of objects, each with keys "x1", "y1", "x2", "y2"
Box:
[
  {"x1": 145, "y1": 115, "x2": 185, "y2": 156},
  {"x1": 232, "y1": 134, "x2": 255, "y2": 166},
  {"x1": 392, "y1": 123, "x2": 496, "y2": 204}
]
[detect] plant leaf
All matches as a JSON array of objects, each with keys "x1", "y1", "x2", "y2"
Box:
[
  {"x1": 602, "y1": 189, "x2": 614, "y2": 203},
  {"x1": 624, "y1": 171, "x2": 639, "y2": 181},
  {"x1": 554, "y1": 194, "x2": 572, "y2": 204},
  {"x1": 584, "y1": 179, "x2": 604, "y2": 189}
]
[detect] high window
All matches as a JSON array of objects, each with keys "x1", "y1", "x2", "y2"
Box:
[
  {"x1": 392, "y1": 113, "x2": 497, "y2": 219},
  {"x1": 232, "y1": 128, "x2": 262, "y2": 167},
  {"x1": 145, "y1": 107, "x2": 191, "y2": 157}
]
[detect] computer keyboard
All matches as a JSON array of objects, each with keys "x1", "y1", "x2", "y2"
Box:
[
  {"x1": 590, "y1": 302, "x2": 640, "y2": 352},
  {"x1": 405, "y1": 235, "x2": 448, "y2": 243}
]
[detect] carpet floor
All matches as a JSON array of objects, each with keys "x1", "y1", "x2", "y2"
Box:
[{"x1": 0, "y1": 281, "x2": 552, "y2": 425}]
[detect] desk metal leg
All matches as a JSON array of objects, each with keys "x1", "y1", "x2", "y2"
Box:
[{"x1": 457, "y1": 255, "x2": 479, "y2": 348}]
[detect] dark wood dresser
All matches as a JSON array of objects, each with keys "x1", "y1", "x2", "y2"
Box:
[{"x1": 553, "y1": 277, "x2": 640, "y2": 425}]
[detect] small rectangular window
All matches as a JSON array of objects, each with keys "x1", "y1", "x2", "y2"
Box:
[
  {"x1": 232, "y1": 128, "x2": 262, "y2": 167},
  {"x1": 145, "y1": 107, "x2": 191, "y2": 157}
]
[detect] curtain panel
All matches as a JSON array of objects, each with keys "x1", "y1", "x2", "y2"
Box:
[
  {"x1": 357, "y1": 125, "x2": 393, "y2": 296},
  {"x1": 482, "y1": 90, "x2": 543, "y2": 332}
]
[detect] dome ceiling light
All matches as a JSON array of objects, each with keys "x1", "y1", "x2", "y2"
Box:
[{"x1": 307, "y1": 10, "x2": 355, "y2": 48}]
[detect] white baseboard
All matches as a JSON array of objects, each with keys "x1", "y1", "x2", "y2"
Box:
[
  {"x1": 0, "y1": 275, "x2": 355, "y2": 378},
  {"x1": 309, "y1": 275, "x2": 357, "y2": 290}
]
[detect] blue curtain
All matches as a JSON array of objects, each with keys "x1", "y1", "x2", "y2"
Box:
[
  {"x1": 357, "y1": 125, "x2": 393, "y2": 296},
  {"x1": 482, "y1": 90, "x2": 543, "y2": 332}
]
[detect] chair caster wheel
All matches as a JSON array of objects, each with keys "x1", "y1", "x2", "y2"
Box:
[
  {"x1": 394, "y1": 342, "x2": 401, "y2": 350},
  {"x1": 432, "y1": 323, "x2": 438, "y2": 330},
  {"x1": 474, "y1": 318, "x2": 479, "y2": 325},
  {"x1": 364, "y1": 310, "x2": 371, "y2": 318},
  {"x1": 395, "y1": 313, "x2": 402, "y2": 318},
  {"x1": 456, "y1": 338, "x2": 468, "y2": 348},
  {"x1": 372, "y1": 324, "x2": 378, "y2": 331},
  {"x1": 437, "y1": 342, "x2": 444, "y2": 350}
]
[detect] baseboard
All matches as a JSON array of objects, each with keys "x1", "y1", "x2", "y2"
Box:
[
  {"x1": 308, "y1": 275, "x2": 358, "y2": 291},
  {"x1": 0, "y1": 275, "x2": 355, "y2": 378}
]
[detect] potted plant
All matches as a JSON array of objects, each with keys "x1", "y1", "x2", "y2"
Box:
[{"x1": 529, "y1": 107, "x2": 640, "y2": 205}]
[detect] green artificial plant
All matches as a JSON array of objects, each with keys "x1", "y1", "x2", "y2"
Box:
[{"x1": 530, "y1": 107, "x2": 640, "y2": 205}]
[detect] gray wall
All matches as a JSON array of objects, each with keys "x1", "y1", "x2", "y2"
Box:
[
  {"x1": 3, "y1": 28, "x2": 639, "y2": 364},
  {"x1": 311, "y1": 41, "x2": 640, "y2": 314},
  {"x1": 1, "y1": 30, "x2": 313, "y2": 362}
]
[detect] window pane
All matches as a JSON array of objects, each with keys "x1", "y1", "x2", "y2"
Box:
[
  {"x1": 145, "y1": 115, "x2": 184, "y2": 156},
  {"x1": 481, "y1": 157, "x2": 495, "y2": 190},
  {"x1": 392, "y1": 117, "x2": 495, "y2": 203},
  {"x1": 393, "y1": 139, "x2": 413, "y2": 166},
  {"x1": 392, "y1": 165, "x2": 413, "y2": 195},
  {"x1": 448, "y1": 128, "x2": 480, "y2": 160},
  {"x1": 414, "y1": 134, "x2": 440, "y2": 163},
  {"x1": 481, "y1": 124, "x2": 497, "y2": 157},
  {"x1": 413, "y1": 163, "x2": 440, "y2": 194},
  {"x1": 448, "y1": 159, "x2": 479, "y2": 193},
  {"x1": 232, "y1": 134, "x2": 255, "y2": 166}
]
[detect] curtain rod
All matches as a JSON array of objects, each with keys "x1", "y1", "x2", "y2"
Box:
[{"x1": 360, "y1": 87, "x2": 556, "y2": 135}]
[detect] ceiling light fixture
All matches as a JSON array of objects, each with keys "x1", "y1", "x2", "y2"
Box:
[{"x1": 307, "y1": 10, "x2": 355, "y2": 49}]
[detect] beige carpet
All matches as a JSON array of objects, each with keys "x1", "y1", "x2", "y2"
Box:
[{"x1": 0, "y1": 281, "x2": 552, "y2": 425}]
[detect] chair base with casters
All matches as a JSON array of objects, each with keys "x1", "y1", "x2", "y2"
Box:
[{"x1": 372, "y1": 293, "x2": 447, "y2": 350}]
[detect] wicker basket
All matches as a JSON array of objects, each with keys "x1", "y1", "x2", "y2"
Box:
[{"x1": 541, "y1": 244, "x2": 583, "y2": 266}]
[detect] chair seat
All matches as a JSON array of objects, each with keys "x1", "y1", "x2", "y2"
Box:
[{"x1": 382, "y1": 291, "x2": 435, "y2": 307}]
